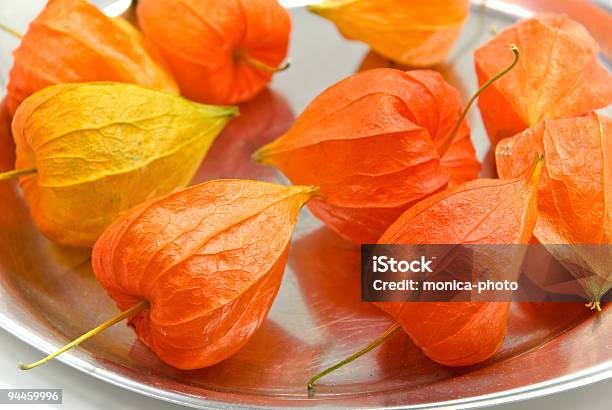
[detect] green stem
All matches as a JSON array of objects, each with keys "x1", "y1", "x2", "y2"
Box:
[
  {"x1": 0, "y1": 22, "x2": 23, "y2": 39},
  {"x1": 307, "y1": 323, "x2": 402, "y2": 392},
  {"x1": 242, "y1": 54, "x2": 290, "y2": 74},
  {"x1": 438, "y1": 44, "x2": 520, "y2": 157},
  {"x1": 0, "y1": 168, "x2": 37, "y2": 181},
  {"x1": 18, "y1": 300, "x2": 148, "y2": 370}
]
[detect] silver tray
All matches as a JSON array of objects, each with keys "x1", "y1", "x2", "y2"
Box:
[{"x1": 0, "y1": 1, "x2": 611, "y2": 408}]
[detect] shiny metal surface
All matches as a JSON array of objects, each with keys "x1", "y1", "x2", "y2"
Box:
[{"x1": 0, "y1": 2, "x2": 611, "y2": 409}]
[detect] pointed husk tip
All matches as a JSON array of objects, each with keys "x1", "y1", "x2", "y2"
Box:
[
  {"x1": 307, "y1": 2, "x2": 326, "y2": 14},
  {"x1": 251, "y1": 146, "x2": 270, "y2": 165},
  {"x1": 308, "y1": 0, "x2": 354, "y2": 14},
  {"x1": 225, "y1": 106, "x2": 240, "y2": 118},
  {"x1": 198, "y1": 104, "x2": 239, "y2": 120},
  {"x1": 300, "y1": 185, "x2": 321, "y2": 199}
]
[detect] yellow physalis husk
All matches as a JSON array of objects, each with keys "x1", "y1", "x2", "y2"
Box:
[
  {"x1": 11, "y1": 82, "x2": 237, "y2": 247},
  {"x1": 309, "y1": 0, "x2": 470, "y2": 67}
]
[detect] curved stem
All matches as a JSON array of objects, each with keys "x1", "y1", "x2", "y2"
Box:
[
  {"x1": 19, "y1": 300, "x2": 148, "y2": 370},
  {"x1": 438, "y1": 44, "x2": 520, "y2": 157},
  {"x1": 0, "y1": 22, "x2": 23, "y2": 39},
  {"x1": 307, "y1": 323, "x2": 402, "y2": 392},
  {"x1": 0, "y1": 168, "x2": 37, "y2": 181},
  {"x1": 242, "y1": 54, "x2": 290, "y2": 74}
]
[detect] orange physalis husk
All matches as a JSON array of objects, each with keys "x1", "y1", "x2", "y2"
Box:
[
  {"x1": 18, "y1": 180, "x2": 315, "y2": 371},
  {"x1": 0, "y1": 99, "x2": 14, "y2": 170},
  {"x1": 474, "y1": 14, "x2": 612, "y2": 146},
  {"x1": 307, "y1": 158, "x2": 543, "y2": 391},
  {"x1": 503, "y1": 0, "x2": 612, "y2": 60},
  {"x1": 92, "y1": 180, "x2": 314, "y2": 369},
  {"x1": 309, "y1": 0, "x2": 469, "y2": 67},
  {"x1": 496, "y1": 112, "x2": 611, "y2": 310},
  {"x1": 137, "y1": 0, "x2": 291, "y2": 105},
  {"x1": 255, "y1": 68, "x2": 479, "y2": 244},
  {"x1": 4, "y1": 0, "x2": 178, "y2": 115},
  {"x1": 374, "y1": 162, "x2": 542, "y2": 366}
]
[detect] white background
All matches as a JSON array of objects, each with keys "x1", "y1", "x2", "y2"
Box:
[{"x1": 0, "y1": 0, "x2": 610, "y2": 409}]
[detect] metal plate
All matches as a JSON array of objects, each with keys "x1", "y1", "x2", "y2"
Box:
[{"x1": 0, "y1": 1, "x2": 611, "y2": 409}]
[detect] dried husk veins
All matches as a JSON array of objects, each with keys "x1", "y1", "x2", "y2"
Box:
[
  {"x1": 256, "y1": 68, "x2": 478, "y2": 244},
  {"x1": 6, "y1": 0, "x2": 178, "y2": 114},
  {"x1": 92, "y1": 180, "x2": 315, "y2": 370},
  {"x1": 475, "y1": 14, "x2": 612, "y2": 145},
  {"x1": 309, "y1": 0, "x2": 469, "y2": 67},
  {"x1": 12, "y1": 82, "x2": 236, "y2": 247},
  {"x1": 496, "y1": 112, "x2": 611, "y2": 308},
  {"x1": 376, "y1": 160, "x2": 542, "y2": 366},
  {"x1": 136, "y1": 0, "x2": 291, "y2": 105}
]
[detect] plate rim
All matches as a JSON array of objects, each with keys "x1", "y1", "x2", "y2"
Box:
[
  {"x1": 2, "y1": 314, "x2": 611, "y2": 410},
  {"x1": 1, "y1": 1, "x2": 611, "y2": 408}
]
